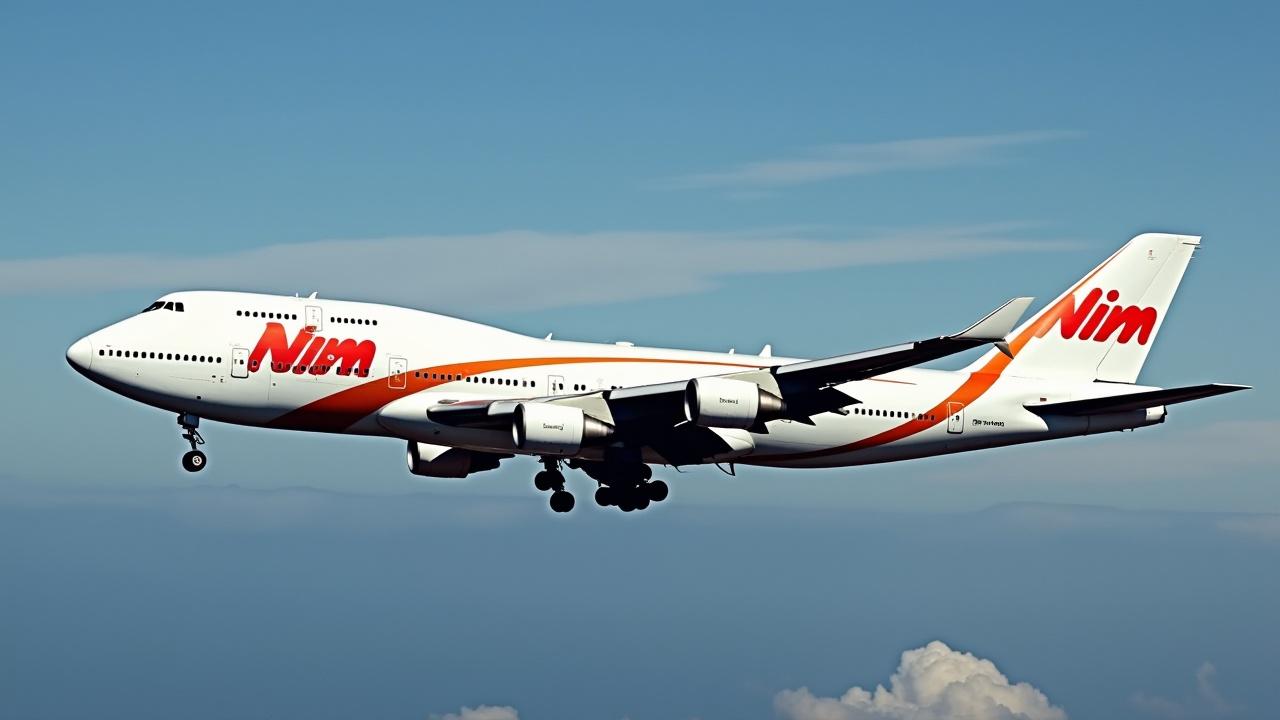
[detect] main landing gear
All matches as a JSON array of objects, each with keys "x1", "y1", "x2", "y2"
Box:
[
  {"x1": 573, "y1": 460, "x2": 669, "y2": 513},
  {"x1": 532, "y1": 457, "x2": 669, "y2": 514},
  {"x1": 178, "y1": 413, "x2": 207, "y2": 473},
  {"x1": 593, "y1": 475, "x2": 668, "y2": 512},
  {"x1": 533, "y1": 459, "x2": 575, "y2": 513}
]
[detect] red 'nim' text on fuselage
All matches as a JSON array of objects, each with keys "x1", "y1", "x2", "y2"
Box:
[{"x1": 247, "y1": 323, "x2": 377, "y2": 376}]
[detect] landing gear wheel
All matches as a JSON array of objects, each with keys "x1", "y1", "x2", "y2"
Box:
[
  {"x1": 177, "y1": 413, "x2": 207, "y2": 473},
  {"x1": 534, "y1": 470, "x2": 558, "y2": 492},
  {"x1": 594, "y1": 486, "x2": 615, "y2": 507},
  {"x1": 646, "y1": 480, "x2": 669, "y2": 502},
  {"x1": 549, "y1": 490, "x2": 575, "y2": 513},
  {"x1": 181, "y1": 450, "x2": 207, "y2": 473},
  {"x1": 633, "y1": 495, "x2": 651, "y2": 511}
]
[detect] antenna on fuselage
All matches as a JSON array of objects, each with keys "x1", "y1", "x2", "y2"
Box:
[{"x1": 307, "y1": 291, "x2": 318, "y2": 299}]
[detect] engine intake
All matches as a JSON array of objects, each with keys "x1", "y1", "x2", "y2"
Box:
[
  {"x1": 513, "y1": 403, "x2": 614, "y2": 455},
  {"x1": 684, "y1": 377, "x2": 786, "y2": 430}
]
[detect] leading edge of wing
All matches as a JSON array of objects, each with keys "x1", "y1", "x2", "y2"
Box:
[{"x1": 771, "y1": 296, "x2": 1034, "y2": 386}]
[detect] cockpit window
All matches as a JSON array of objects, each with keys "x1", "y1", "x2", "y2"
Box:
[{"x1": 140, "y1": 300, "x2": 186, "y2": 314}]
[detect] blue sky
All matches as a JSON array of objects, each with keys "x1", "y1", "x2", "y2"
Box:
[{"x1": 2, "y1": 3, "x2": 1278, "y2": 719}]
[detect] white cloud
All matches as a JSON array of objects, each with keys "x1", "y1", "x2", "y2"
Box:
[
  {"x1": 1217, "y1": 514, "x2": 1280, "y2": 542},
  {"x1": 0, "y1": 224, "x2": 1073, "y2": 312},
  {"x1": 775, "y1": 640, "x2": 1067, "y2": 720},
  {"x1": 660, "y1": 131, "x2": 1080, "y2": 190},
  {"x1": 430, "y1": 705, "x2": 520, "y2": 720},
  {"x1": 1131, "y1": 662, "x2": 1238, "y2": 719}
]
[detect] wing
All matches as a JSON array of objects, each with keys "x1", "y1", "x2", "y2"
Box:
[{"x1": 423, "y1": 297, "x2": 1032, "y2": 463}]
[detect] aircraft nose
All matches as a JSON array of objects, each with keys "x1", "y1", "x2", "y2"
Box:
[{"x1": 66, "y1": 336, "x2": 93, "y2": 372}]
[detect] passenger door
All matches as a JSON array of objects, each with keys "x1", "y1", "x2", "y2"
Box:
[
  {"x1": 947, "y1": 402, "x2": 965, "y2": 434},
  {"x1": 388, "y1": 356, "x2": 408, "y2": 390},
  {"x1": 231, "y1": 347, "x2": 249, "y2": 379},
  {"x1": 547, "y1": 374, "x2": 565, "y2": 395},
  {"x1": 305, "y1": 305, "x2": 323, "y2": 332}
]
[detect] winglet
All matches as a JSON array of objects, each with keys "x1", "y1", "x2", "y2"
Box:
[{"x1": 951, "y1": 296, "x2": 1034, "y2": 342}]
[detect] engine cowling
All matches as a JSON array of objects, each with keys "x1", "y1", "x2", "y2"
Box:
[
  {"x1": 406, "y1": 441, "x2": 504, "y2": 478},
  {"x1": 684, "y1": 376, "x2": 786, "y2": 430},
  {"x1": 512, "y1": 403, "x2": 614, "y2": 455}
]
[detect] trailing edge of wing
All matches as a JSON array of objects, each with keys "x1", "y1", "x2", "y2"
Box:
[
  {"x1": 1025, "y1": 383, "x2": 1251, "y2": 416},
  {"x1": 772, "y1": 296, "x2": 1034, "y2": 386}
]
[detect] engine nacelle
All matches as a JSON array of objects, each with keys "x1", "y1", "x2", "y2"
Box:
[
  {"x1": 512, "y1": 403, "x2": 614, "y2": 455},
  {"x1": 684, "y1": 376, "x2": 786, "y2": 430},
  {"x1": 406, "y1": 441, "x2": 503, "y2": 478}
]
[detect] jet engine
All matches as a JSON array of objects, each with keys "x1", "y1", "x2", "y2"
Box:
[
  {"x1": 684, "y1": 376, "x2": 786, "y2": 430},
  {"x1": 512, "y1": 402, "x2": 615, "y2": 455},
  {"x1": 406, "y1": 441, "x2": 505, "y2": 478}
]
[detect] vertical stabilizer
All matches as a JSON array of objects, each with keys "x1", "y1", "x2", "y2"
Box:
[{"x1": 967, "y1": 233, "x2": 1199, "y2": 382}]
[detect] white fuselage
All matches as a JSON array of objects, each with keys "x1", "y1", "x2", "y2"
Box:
[{"x1": 66, "y1": 290, "x2": 1165, "y2": 470}]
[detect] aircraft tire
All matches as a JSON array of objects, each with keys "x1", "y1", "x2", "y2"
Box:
[
  {"x1": 182, "y1": 450, "x2": 207, "y2": 473},
  {"x1": 594, "y1": 486, "x2": 614, "y2": 507},
  {"x1": 549, "y1": 490, "x2": 575, "y2": 513},
  {"x1": 646, "y1": 480, "x2": 669, "y2": 502}
]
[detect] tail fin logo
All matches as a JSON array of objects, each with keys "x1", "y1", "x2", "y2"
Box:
[{"x1": 1036, "y1": 288, "x2": 1158, "y2": 345}]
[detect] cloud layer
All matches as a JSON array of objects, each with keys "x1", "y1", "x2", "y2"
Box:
[
  {"x1": 1132, "y1": 662, "x2": 1237, "y2": 719},
  {"x1": 775, "y1": 641, "x2": 1067, "y2": 720},
  {"x1": 660, "y1": 131, "x2": 1080, "y2": 190},
  {"x1": 0, "y1": 224, "x2": 1072, "y2": 312},
  {"x1": 430, "y1": 706, "x2": 519, "y2": 720}
]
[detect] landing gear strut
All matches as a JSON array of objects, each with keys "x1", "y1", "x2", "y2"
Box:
[
  {"x1": 178, "y1": 413, "x2": 207, "y2": 473},
  {"x1": 534, "y1": 458, "x2": 574, "y2": 513}
]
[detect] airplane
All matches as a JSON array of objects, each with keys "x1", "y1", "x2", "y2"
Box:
[{"x1": 66, "y1": 232, "x2": 1248, "y2": 513}]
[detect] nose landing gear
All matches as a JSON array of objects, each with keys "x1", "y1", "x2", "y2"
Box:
[
  {"x1": 178, "y1": 413, "x2": 207, "y2": 472},
  {"x1": 534, "y1": 458, "x2": 575, "y2": 513}
]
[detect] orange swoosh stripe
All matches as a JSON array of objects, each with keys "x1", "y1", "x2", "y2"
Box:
[{"x1": 267, "y1": 355, "x2": 762, "y2": 433}]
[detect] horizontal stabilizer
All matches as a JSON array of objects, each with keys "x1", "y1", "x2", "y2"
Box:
[{"x1": 1025, "y1": 383, "x2": 1250, "y2": 416}]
